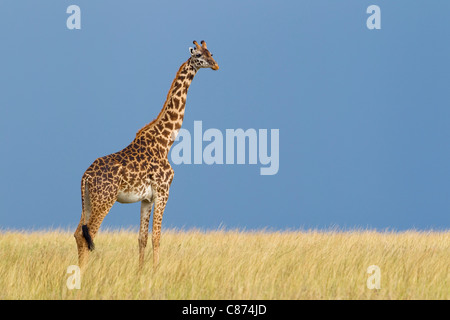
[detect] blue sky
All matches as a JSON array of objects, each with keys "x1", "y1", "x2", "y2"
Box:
[{"x1": 0, "y1": 1, "x2": 449, "y2": 231}]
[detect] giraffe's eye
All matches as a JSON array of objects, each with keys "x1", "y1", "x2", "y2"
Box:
[{"x1": 196, "y1": 54, "x2": 201, "y2": 58}]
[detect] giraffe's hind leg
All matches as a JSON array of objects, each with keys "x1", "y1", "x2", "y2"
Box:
[
  {"x1": 75, "y1": 181, "x2": 118, "y2": 267},
  {"x1": 74, "y1": 219, "x2": 90, "y2": 267}
]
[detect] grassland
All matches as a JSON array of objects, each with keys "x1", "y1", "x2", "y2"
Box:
[{"x1": 0, "y1": 229, "x2": 448, "y2": 299}]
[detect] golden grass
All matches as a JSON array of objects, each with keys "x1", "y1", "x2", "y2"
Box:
[{"x1": 0, "y1": 229, "x2": 448, "y2": 299}]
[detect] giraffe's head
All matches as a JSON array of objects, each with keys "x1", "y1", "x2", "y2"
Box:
[{"x1": 189, "y1": 40, "x2": 219, "y2": 70}]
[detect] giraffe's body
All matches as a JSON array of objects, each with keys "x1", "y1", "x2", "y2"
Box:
[{"x1": 74, "y1": 41, "x2": 218, "y2": 268}]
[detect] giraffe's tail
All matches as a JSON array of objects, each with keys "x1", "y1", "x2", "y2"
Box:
[
  {"x1": 81, "y1": 175, "x2": 95, "y2": 251},
  {"x1": 82, "y1": 224, "x2": 95, "y2": 251}
]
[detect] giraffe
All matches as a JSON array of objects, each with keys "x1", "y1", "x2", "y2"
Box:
[{"x1": 74, "y1": 40, "x2": 219, "y2": 269}]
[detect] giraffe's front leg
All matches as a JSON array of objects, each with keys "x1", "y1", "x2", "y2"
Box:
[
  {"x1": 138, "y1": 199, "x2": 153, "y2": 269},
  {"x1": 152, "y1": 186, "x2": 170, "y2": 269}
]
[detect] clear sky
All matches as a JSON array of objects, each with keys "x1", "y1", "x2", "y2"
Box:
[{"x1": 0, "y1": 1, "x2": 449, "y2": 231}]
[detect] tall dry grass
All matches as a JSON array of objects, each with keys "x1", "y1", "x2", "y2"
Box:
[{"x1": 0, "y1": 229, "x2": 448, "y2": 299}]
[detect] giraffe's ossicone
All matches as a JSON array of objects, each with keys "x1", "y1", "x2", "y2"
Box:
[{"x1": 74, "y1": 40, "x2": 219, "y2": 269}]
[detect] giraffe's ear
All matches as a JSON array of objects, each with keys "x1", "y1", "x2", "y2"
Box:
[{"x1": 189, "y1": 47, "x2": 195, "y2": 55}]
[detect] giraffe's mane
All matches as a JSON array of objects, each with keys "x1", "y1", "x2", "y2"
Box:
[{"x1": 135, "y1": 59, "x2": 190, "y2": 139}]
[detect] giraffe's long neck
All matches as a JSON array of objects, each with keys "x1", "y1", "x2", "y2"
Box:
[{"x1": 136, "y1": 58, "x2": 198, "y2": 152}]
